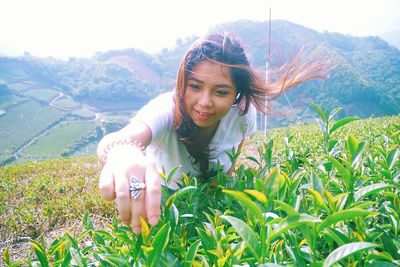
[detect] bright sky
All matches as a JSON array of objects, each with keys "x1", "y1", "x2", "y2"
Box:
[{"x1": 1, "y1": 0, "x2": 399, "y2": 59}]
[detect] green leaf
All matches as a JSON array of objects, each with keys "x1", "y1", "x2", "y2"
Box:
[
  {"x1": 351, "y1": 141, "x2": 366, "y2": 168},
  {"x1": 380, "y1": 231, "x2": 400, "y2": 260},
  {"x1": 30, "y1": 240, "x2": 49, "y2": 267},
  {"x1": 311, "y1": 171, "x2": 324, "y2": 195},
  {"x1": 70, "y1": 247, "x2": 86, "y2": 267},
  {"x1": 345, "y1": 134, "x2": 359, "y2": 159},
  {"x1": 387, "y1": 148, "x2": 399, "y2": 171},
  {"x1": 166, "y1": 186, "x2": 197, "y2": 207},
  {"x1": 246, "y1": 156, "x2": 260, "y2": 166},
  {"x1": 2, "y1": 246, "x2": 10, "y2": 265},
  {"x1": 268, "y1": 214, "x2": 321, "y2": 242},
  {"x1": 330, "y1": 117, "x2": 359, "y2": 134},
  {"x1": 82, "y1": 212, "x2": 93, "y2": 230},
  {"x1": 307, "y1": 188, "x2": 328, "y2": 211},
  {"x1": 323, "y1": 242, "x2": 379, "y2": 267},
  {"x1": 223, "y1": 189, "x2": 264, "y2": 224},
  {"x1": 264, "y1": 167, "x2": 281, "y2": 201},
  {"x1": 322, "y1": 228, "x2": 350, "y2": 246},
  {"x1": 311, "y1": 102, "x2": 327, "y2": 122},
  {"x1": 354, "y1": 183, "x2": 393, "y2": 202},
  {"x1": 326, "y1": 156, "x2": 350, "y2": 185},
  {"x1": 196, "y1": 227, "x2": 216, "y2": 251},
  {"x1": 147, "y1": 223, "x2": 171, "y2": 267},
  {"x1": 221, "y1": 215, "x2": 261, "y2": 259},
  {"x1": 244, "y1": 189, "x2": 267, "y2": 203},
  {"x1": 273, "y1": 200, "x2": 299, "y2": 217},
  {"x1": 184, "y1": 239, "x2": 201, "y2": 267},
  {"x1": 99, "y1": 254, "x2": 130, "y2": 266},
  {"x1": 328, "y1": 107, "x2": 342, "y2": 123},
  {"x1": 318, "y1": 208, "x2": 372, "y2": 232}
]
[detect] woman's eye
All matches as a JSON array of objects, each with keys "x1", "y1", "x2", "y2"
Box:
[
  {"x1": 190, "y1": 84, "x2": 200, "y2": 90},
  {"x1": 216, "y1": 90, "x2": 229, "y2": 96}
]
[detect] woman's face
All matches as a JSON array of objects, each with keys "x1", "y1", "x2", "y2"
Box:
[{"x1": 184, "y1": 61, "x2": 238, "y2": 131}]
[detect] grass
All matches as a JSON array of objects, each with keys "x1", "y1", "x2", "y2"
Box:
[
  {"x1": 24, "y1": 89, "x2": 60, "y2": 102},
  {"x1": 0, "y1": 94, "x2": 25, "y2": 109},
  {"x1": 70, "y1": 107, "x2": 96, "y2": 119},
  {"x1": 7, "y1": 82, "x2": 39, "y2": 92},
  {"x1": 0, "y1": 101, "x2": 64, "y2": 154},
  {"x1": 53, "y1": 96, "x2": 80, "y2": 110},
  {"x1": 0, "y1": 157, "x2": 114, "y2": 241}
]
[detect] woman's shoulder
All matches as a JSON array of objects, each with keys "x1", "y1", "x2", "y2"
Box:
[{"x1": 132, "y1": 91, "x2": 175, "y2": 132}]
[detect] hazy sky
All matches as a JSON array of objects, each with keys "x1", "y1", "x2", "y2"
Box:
[{"x1": 1, "y1": 0, "x2": 399, "y2": 59}]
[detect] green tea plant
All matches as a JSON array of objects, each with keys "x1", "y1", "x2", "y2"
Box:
[{"x1": 2, "y1": 104, "x2": 400, "y2": 266}]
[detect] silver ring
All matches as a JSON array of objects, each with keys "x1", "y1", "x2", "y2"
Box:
[{"x1": 129, "y1": 177, "x2": 146, "y2": 199}]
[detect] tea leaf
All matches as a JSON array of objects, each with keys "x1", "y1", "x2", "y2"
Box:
[
  {"x1": 273, "y1": 200, "x2": 299, "y2": 217},
  {"x1": 140, "y1": 216, "x2": 150, "y2": 240},
  {"x1": 326, "y1": 156, "x2": 350, "y2": 185},
  {"x1": 244, "y1": 189, "x2": 267, "y2": 203},
  {"x1": 311, "y1": 171, "x2": 324, "y2": 195},
  {"x1": 330, "y1": 117, "x2": 359, "y2": 134},
  {"x1": 221, "y1": 215, "x2": 261, "y2": 259},
  {"x1": 99, "y1": 254, "x2": 130, "y2": 266},
  {"x1": 311, "y1": 103, "x2": 327, "y2": 123},
  {"x1": 184, "y1": 239, "x2": 201, "y2": 267},
  {"x1": 318, "y1": 208, "x2": 372, "y2": 232},
  {"x1": 147, "y1": 223, "x2": 171, "y2": 267},
  {"x1": 387, "y1": 148, "x2": 399, "y2": 171},
  {"x1": 166, "y1": 186, "x2": 197, "y2": 207},
  {"x1": 223, "y1": 189, "x2": 264, "y2": 224},
  {"x1": 2, "y1": 246, "x2": 10, "y2": 265},
  {"x1": 354, "y1": 183, "x2": 393, "y2": 202},
  {"x1": 30, "y1": 240, "x2": 49, "y2": 267},
  {"x1": 323, "y1": 242, "x2": 379, "y2": 267},
  {"x1": 307, "y1": 188, "x2": 328, "y2": 211},
  {"x1": 268, "y1": 214, "x2": 321, "y2": 242}
]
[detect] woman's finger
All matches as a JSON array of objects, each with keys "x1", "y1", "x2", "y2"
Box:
[
  {"x1": 113, "y1": 169, "x2": 132, "y2": 225},
  {"x1": 129, "y1": 174, "x2": 146, "y2": 234},
  {"x1": 99, "y1": 163, "x2": 116, "y2": 201},
  {"x1": 145, "y1": 161, "x2": 161, "y2": 226}
]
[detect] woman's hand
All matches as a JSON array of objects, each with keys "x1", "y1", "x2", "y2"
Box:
[{"x1": 98, "y1": 144, "x2": 161, "y2": 234}]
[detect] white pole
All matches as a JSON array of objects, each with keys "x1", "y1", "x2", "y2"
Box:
[{"x1": 264, "y1": 8, "x2": 271, "y2": 140}]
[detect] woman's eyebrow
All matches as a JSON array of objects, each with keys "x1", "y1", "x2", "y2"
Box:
[
  {"x1": 188, "y1": 77, "x2": 233, "y2": 89},
  {"x1": 188, "y1": 77, "x2": 203, "y2": 83}
]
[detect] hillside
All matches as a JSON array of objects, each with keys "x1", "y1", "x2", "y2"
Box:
[
  {"x1": 0, "y1": 19, "x2": 399, "y2": 165},
  {"x1": 1, "y1": 114, "x2": 399, "y2": 264}
]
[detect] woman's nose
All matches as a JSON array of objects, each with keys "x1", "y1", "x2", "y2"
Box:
[{"x1": 198, "y1": 91, "x2": 212, "y2": 107}]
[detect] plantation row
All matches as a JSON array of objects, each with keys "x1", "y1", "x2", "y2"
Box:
[
  {"x1": 0, "y1": 101, "x2": 64, "y2": 154},
  {"x1": 0, "y1": 83, "x2": 105, "y2": 165},
  {"x1": 1, "y1": 106, "x2": 399, "y2": 266}
]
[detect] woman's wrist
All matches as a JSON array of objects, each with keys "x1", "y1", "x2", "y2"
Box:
[{"x1": 101, "y1": 138, "x2": 145, "y2": 164}]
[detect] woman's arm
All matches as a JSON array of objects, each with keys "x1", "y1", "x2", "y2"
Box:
[{"x1": 97, "y1": 121, "x2": 161, "y2": 233}]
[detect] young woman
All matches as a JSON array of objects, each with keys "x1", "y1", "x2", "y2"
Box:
[{"x1": 97, "y1": 32, "x2": 329, "y2": 233}]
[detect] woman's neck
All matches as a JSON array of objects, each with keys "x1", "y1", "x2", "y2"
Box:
[{"x1": 196, "y1": 122, "x2": 219, "y2": 146}]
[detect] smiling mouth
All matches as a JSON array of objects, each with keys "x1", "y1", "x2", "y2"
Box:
[{"x1": 195, "y1": 110, "x2": 212, "y2": 120}]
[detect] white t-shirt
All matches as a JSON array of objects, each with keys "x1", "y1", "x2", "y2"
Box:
[{"x1": 132, "y1": 91, "x2": 257, "y2": 189}]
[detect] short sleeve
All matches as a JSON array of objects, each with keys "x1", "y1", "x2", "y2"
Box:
[
  {"x1": 244, "y1": 104, "x2": 257, "y2": 138},
  {"x1": 131, "y1": 92, "x2": 174, "y2": 140}
]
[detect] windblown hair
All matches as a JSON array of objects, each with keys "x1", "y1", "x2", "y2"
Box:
[{"x1": 173, "y1": 32, "x2": 329, "y2": 174}]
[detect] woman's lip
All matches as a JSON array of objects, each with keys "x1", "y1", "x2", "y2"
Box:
[{"x1": 194, "y1": 109, "x2": 212, "y2": 120}]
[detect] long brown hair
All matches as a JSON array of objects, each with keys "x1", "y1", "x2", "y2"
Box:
[{"x1": 173, "y1": 32, "x2": 329, "y2": 174}]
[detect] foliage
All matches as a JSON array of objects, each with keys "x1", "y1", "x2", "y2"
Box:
[{"x1": 1, "y1": 105, "x2": 399, "y2": 266}]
